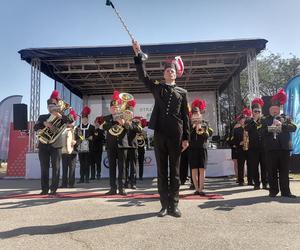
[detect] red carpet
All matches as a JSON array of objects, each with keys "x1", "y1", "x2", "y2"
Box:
[{"x1": 1, "y1": 192, "x2": 223, "y2": 200}]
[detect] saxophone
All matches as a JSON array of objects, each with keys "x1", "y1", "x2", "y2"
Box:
[
  {"x1": 37, "y1": 100, "x2": 71, "y2": 144},
  {"x1": 243, "y1": 128, "x2": 249, "y2": 151}
]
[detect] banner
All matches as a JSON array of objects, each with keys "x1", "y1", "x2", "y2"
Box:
[
  {"x1": 0, "y1": 95, "x2": 22, "y2": 161},
  {"x1": 6, "y1": 123, "x2": 28, "y2": 177}
]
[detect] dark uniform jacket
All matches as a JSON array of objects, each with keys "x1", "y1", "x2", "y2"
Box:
[
  {"x1": 261, "y1": 115, "x2": 297, "y2": 151},
  {"x1": 231, "y1": 126, "x2": 244, "y2": 150},
  {"x1": 76, "y1": 123, "x2": 95, "y2": 152},
  {"x1": 103, "y1": 115, "x2": 142, "y2": 149},
  {"x1": 34, "y1": 113, "x2": 70, "y2": 148},
  {"x1": 134, "y1": 54, "x2": 190, "y2": 141},
  {"x1": 90, "y1": 128, "x2": 105, "y2": 152},
  {"x1": 245, "y1": 118, "x2": 264, "y2": 151},
  {"x1": 189, "y1": 124, "x2": 213, "y2": 149}
]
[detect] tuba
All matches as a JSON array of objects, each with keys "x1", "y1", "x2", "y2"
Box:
[
  {"x1": 37, "y1": 100, "x2": 72, "y2": 144},
  {"x1": 109, "y1": 92, "x2": 134, "y2": 136}
]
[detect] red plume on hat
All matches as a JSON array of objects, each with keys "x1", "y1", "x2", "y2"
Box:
[
  {"x1": 127, "y1": 99, "x2": 136, "y2": 108},
  {"x1": 241, "y1": 107, "x2": 252, "y2": 117},
  {"x1": 251, "y1": 98, "x2": 264, "y2": 108},
  {"x1": 50, "y1": 90, "x2": 60, "y2": 100},
  {"x1": 141, "y1": 118, "x2": 148, "y2": 128},
  {"x1": 81, "y1": 106, "x2": 91, "y2": 117},
  {"x1": 111, "y1": 90, "x2": 122, "y2": 106},
  {"x1": 271, "y1": 88, "x2": 287, "y2": 106},
  {"x1": 191, "y1": 98, "x2": 206, "y2": 112},
  {"x1": 95, "y1": 116, "x2": 104, "y2": 125},
  {"x1": 174, "y1": 56, "x2": 184, "y2": 78},
  {"x1": 69, "y1": 109, "x2": 78, "y2": 121}
]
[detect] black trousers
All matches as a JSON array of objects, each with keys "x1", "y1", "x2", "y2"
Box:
[
  {"x1": 90, "y1": 150, "x2": 103, "y2": 179},
  {"x1": 61, "y1": 154, "x2": 76, "y2": 187},
  {"x1": 107, "y1": 147, "x2": 126, "y2": 190},
  {"x1": 180, "y1": 148, "x2": 189, "y2": 184},
  {"x1": 125, "y1": 148, "x2": 138, "y2": 185},
  {"x1": 38, "y1": 145, "x2": 61, "y2": 193},
  {"x1": 154, "y1": 132, "x2": 181, "y2": 209},
  {"x1": 78, "y1": 152, "x2": 91, "y2": 181},
  {"x1": 237, "y1": 148, "x2": 247, "y2": 184},
  {"x1": 138, "y1": 147, "x2": 145, "y2": 179},
  {"x1": 266, "y1": 150, "x2": 291, "y2": 195},
  {"x1": 248, "y1": 149, "x2": 267, "y2": 186}
]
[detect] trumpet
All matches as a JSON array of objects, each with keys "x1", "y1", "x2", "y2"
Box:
[{"x1": 267, "y1": 116, "x2": 282, "y2": 139}]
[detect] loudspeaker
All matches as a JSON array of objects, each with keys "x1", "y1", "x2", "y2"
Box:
[
  {"x1": 13, "y1": 104, "x2": 28, "y2": 130},
  {"x1": 261, "y1": 96, "x2": 272, "y2": 116}
]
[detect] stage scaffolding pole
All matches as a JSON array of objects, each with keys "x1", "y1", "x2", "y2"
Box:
[
  {"x1": 247, "y1": 49, "x2": 260, "y2": 100},
  {"x1": 29, "y1": 58, "x2": 41, "y2": 152}
]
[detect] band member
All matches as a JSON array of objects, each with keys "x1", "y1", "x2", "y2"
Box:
[
  {"x1": 77, "y1": 106, "x2": 95, "y2": 183},
  {"x1": 231, "y1": 108, "x2": 252, "y2": 186},
  {"x1": 90, "y1": 116, "x2": 105, "y2": 180},
  {"x1": 262, "y1": 89, "x2": 297, "y2": 198},
  {"x1": 124, "y1": 112, "x2": 143, "y2": 189},
  {"x1": 102, "y1": 91, "x2": 130, "y2": 196},
  {"x1": 137, "y1": 118, "x2": 148, "y2": 180},
  {"x1": 189, "y1": 99, "x2": 213, "y2": 195},
  {"x1": 180, "y1": 147, "x2": 189, "y2": 185},
  {"x1": 34, "y1": 90, "x2": 73, "y2": 195},
  {"x1": 133, "y1": 41, "x2": 190, "y2": 217},
  {"x1": 61, "y1": 109, "x2": 79, "y2": 188},
  {"x1": 245, "y1": 98, "x2": 268, "y2": 189},
  {"x1": 229, "y1": 124, "x2": 239, "y2": 182}
]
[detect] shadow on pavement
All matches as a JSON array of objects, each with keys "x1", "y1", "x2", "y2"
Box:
[
  {"x1": 0, "y1": 212, "x2": 157, "y2": 239},
  {"x1": 199, "y1": 195, "x2": 300, "y2": 211}
]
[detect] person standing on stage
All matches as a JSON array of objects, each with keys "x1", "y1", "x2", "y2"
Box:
[
  {"x1": 137, "y1": 118, "x2": 148, "y2": 181},
  {"x1": 90, "y1": 116, "x2": 105, "y2": 180},
  {"x1": 231, "y1": 108, "x2": 252, "y2": 186},
  {"x1": 189, "y1": 99, "x2": 213, "y2": 195},
  {"x1": 77, "y1": 106, "x2": 95, "y2": 184},
  {"x1": 102, "y1": 91, "x2": 130, "y2": 195},
  {"x1": 124, "y1": 111, "x2": 143, "y2": 189},
  {"x1": 245, "y1": 98, "x2": 268, "y2": 190},
  {"x1": 61, "y1": 109, "x2": 79, "y2": 188},
  {"x1": 34, "y1": 90, "x2": 73, "y2": 195},
  {"x1": 262, "y1": 89, "x2": 297, "y2": 198},
  {"x1": 133, "y1": 41, "x2": 190, "y2": 217}
]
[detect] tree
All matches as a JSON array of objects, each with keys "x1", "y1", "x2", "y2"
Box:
[{"x1": 241, "y1": 52, "x2": 300, "y2": 101}]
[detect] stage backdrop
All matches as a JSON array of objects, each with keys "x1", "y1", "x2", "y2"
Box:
[
  {"x1": 85, "y1": 91, "x2": 218, "y2": 135},
  {"x1": 25, "y1": 149, "x2": 234, "y2": 179}
]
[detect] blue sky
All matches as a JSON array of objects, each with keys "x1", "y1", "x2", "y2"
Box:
[{"x1": 1, "y1": 0, "x2": 300, "y2": 114}]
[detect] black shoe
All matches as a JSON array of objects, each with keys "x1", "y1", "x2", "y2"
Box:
[
  {"x1": 105, "y1": 189, "x2": 117, "y2": 195},
  {"x1": 199, "y1": 191, "x2": 206, "y2": 196},
  {"x1": 77, "y1": 180, "x2": 84, "y2": 184},
  {"x1": 248, "y1": 182, "x2": 254, "y2": 186},
  {"x1": 59, "y1": 185, "x2": 67, "y2": 188},
  {"x1": 39, "y1": 191, "x2": 48, "y2": 195},
  {"x1": 189, "y1": 184, "x2": 195, "y2": 190},
  {"x1": 131, "y1": 184, "x2": 137, "y2": 190},
  {"x1": 254, "y1": 186, "x2": 260, "y2": 190},
  {"x1": 157, "y1": 208, "x2": 168, "y2": 217},
  {"x1": 269, "y1": 192, "x2": 278, "y2": 197},
  {"x1": 49, "y1": 190, "x2": 57, "y2": 195},
  {"x1": 282, "y1": 193, "x2": 296, "y2": 198},
  {"x1": 238, "y1": 182, "x2": 244, "y2": 186},
  {"x1": 193, "y1": 191, "x2": 200, "y2": 195},
  {"x1": 85, "y1": 179, "x2": 89, "y2": 183},
  {"x1": 90, "y1": 177, "x2": 96, "y2": 180},
  {"x1": 118, "y1": 189, "x2": 127, "y2": 196},
  {"x1": 262, "y1": 184, "x2": 268, "y2": 190},
  {"x1": 97, "y1": 176, "x2": 101, "y2": 180},
  {"x1": 168, "y1": 207, "x2": 182, "y2": 218},
  {"x1": 68, "y1": 185, "x2": 75, "y2": 188}
]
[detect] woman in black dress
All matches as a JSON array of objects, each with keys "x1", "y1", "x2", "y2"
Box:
[{"x1": 189, "y1": 99, "x2": 213, "y2": 195}]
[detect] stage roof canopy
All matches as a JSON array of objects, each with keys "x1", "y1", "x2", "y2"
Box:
[{"x1": 19, "y1": 38, "x2": 267, "y2": 97}]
